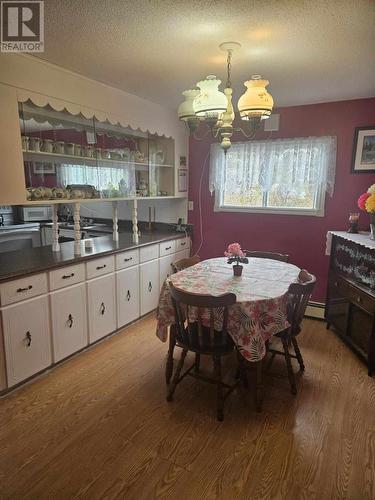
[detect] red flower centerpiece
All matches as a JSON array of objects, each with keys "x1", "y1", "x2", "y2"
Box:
[
  {"x1": 357, "y1": 184, "x2": 375, "y2": 240},
  {"x1": 225, "y1": 243, "x2": 249, "y2": 277}
]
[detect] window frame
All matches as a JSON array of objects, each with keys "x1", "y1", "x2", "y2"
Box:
[{"x1": 213, "y1": 142, "x2": 328, "y2": 218}]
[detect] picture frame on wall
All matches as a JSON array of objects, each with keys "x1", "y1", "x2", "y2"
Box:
[
  {"x1": 351, "y1": 126, "x2": 375, "y2": 173},
  {"x1": 33, "y1": 162, "x2": 56, "y2": 175}
]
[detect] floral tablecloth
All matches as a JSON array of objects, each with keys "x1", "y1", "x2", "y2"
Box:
[{"x1": 156, "y1": 257, "x2": 301, "y2": 362}]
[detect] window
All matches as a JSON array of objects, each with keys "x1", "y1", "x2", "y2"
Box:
[{"x1": 209, "y1": 136, "x2": 336, "y2": 216}]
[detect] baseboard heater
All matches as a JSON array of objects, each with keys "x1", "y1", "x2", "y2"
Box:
[{"x1": 305, "y1": 301, "x2": 325, "y2": 320}]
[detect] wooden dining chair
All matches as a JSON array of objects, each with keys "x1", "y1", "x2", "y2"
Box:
[
  {"x1": 245, "y1": 250, "x2": 290, "y2": 263},
  {"x1": 267, "y1": 269, "x2": 316, "y2": 394},
  {"x1": 167, "y1": 283, "x2": 241, "y2": 421},
  {"x1": 171, "y1": 254, "x2": 200, "y2": 273},
  {"x1": 166, "y1": 255, "x2": 201, "y2": 384}
]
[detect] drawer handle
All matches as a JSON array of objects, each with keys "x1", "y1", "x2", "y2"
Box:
[
  {"x1": 17, "y1": 285, "x2": 32, "y2": 293},
  {"x1": 127, "y1": 290, "x2": 131, "y2": 301},
  {"x1": 124, "y1": 257, "x2": 133, "y2": 262},
  {"x1": 62, "y1": 273, "x2": 75, "y2": 280},
  {"x1": 148, "y1": 281, "x2": 152, "y2": 292},
  {"x1": 96, "y1": 264, "x2": 107, "y2": 270},
  {"x1": 356, "y1": 297, "x2": 362, "y2": 303},
  {"x1": 25, "y1": 331, "x2": 32, "y2": 347},
  {"x1": 67, "y1": 314, "x2": 73, "y2": 328},
  {"x1": 165, "y1": 246, "x2": 172, "y2": 250},
  {"x1": 100, "y1": 302, "x2": 106, "y2": 315},
  {"x1": 180, "y1": 242, "x2": 186, "y2": 246},
  {"x1": 334, "y1": 282, "x2": 338, "y2": 287}
]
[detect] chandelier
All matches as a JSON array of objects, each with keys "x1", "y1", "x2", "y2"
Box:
[{"x1": 177, "y1": 42, "x2": 274, "y2": 152}]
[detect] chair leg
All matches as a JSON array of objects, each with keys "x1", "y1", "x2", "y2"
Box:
[
  {"x1": 281, "y1": 335, "x2": 297, "y2": 395},
  {"x1": 165, "y1": 325, "x2": 176, "y2": 385},
  {"x1": 213, "y1": 356, "x2": 224, "y2": 421},
  {"x1": 255, "y1": 360, "x2": 263, "y2": 412},
  {"x1": 291, "y1": 337, "x2": 305, "y2": 371},
  {"x1": 195, "y1": 353, "x2": 201, "y2": 374},
  {"x1": 167, "y1": 348, "x2": 187, "y2": 402}
]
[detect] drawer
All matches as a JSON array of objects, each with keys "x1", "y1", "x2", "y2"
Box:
[
  {"x1": 159, "y1": 239, "x2": 176, "y2": 257},
  {"x1": 86, "y1": 255, "x2": 115, "y2": 280},
  {"x1": 0, "y1": 273, "x2": 48, "y2": 306},
  {"x1": 140, "y1": 244, "x2": 159, "y2": 263},
  {"x1": 175, "y1": 237, "x2": 190, "y2": 252},
  {"x1": 115, "y1": 248, "x2": 139, "y2": 271},
  {"x1": 329, "y1": 274, "x2": 374, "y2": 315},
  {"x1": 49, "y1": 263, "x2": 85, "y2": 291}
]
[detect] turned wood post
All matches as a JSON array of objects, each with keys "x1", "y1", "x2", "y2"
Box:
[
  {"x1": 112, "y1": 201, "x2": 119, "y2": 242},
  {"x1": 73, "y1": 202, "x2": 81, "y2": 255},
  {"x1": 51, "y1": 204, "x2": 60, "y2": 252},
  {"x1": 132, "y1": 199, "x2": 139, "y2": 244}
]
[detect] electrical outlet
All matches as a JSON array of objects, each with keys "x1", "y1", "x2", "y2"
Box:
[{"x1": 188, "y1": 201, "x2": 194, "y2": 211}]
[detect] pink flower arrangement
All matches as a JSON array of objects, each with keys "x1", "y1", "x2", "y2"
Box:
[
  {"x1": 224, "y1": 242, "x2": 245, "y2": 258},
  {"x1": 225, "y1": 242, "x2": 248, "y2": 266}
]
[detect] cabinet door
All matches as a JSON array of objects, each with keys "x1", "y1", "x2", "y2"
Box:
[
  {"x1": 2, "y1": 295, "x2": 51, "y2": 387},
  {"x1": 87, "y1": 274, "x2": 116, "y2": 344},
  {"x1": 116, "y1": 267, "x2": 140, "y2": 328},
  {"x1": 159, "y1": 254, "x2": 175, "y2": 288},
  {"x1": 139, "y1": 260, "x2": 160, "y2": 316},
  {"x1": 50, "y1": 283, "x2": 88, "y2": 362}
]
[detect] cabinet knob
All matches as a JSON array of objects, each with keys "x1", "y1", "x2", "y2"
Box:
[
  {"x1": 67, "y1": 314, "x2": 73, "y2": 328},
  {"x1": 100, "y1": 302, "x2": 106, "y2": 315},
  {"x1": 181, "y1": 242, "x2": 186, "y2": 246},
  {"x1": 25, "y1": 331, "x2": 32, "y2": 347},
  {"x1": 357, "y1": 296, "x2": 362, "y2": 303},
  {"x1": 148, "y1": 281, "x2": 152, "y2": 292},
  {"x1": 334, "y1": 281, "x2": 338, "y2": 287},
  {"x1": 126, "y1": 290, "x2": 131, "y2": 301}
]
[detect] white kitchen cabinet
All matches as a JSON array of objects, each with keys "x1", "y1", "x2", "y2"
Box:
[
  {"x1": 116, "y1": 267, "x2": 140, "y2": 328},
  {"x1": 139, "y1": 260, "x2": 160, "y2": 316},
  {"x1": 1, "y1": 295, "x2": 51, "y2": 387},
  {"x1": 50, "y1": 283, "x2": 88, "y2": 362},
  {"x1": 0, "y1": 272, "x2": 48, "y2": 306},
  {"x1": 159, "y1": 254, "x2": 175, "y2": 288},
  {"x1": 87, "y1": 274, "x2": 116, "y2": 343}
]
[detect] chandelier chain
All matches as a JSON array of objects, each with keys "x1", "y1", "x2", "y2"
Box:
[{"x1": 226, "y1": 50, "x2": 232, "y2": 89}]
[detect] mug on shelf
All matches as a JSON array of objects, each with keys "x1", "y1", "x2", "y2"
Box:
[
  {"x1": 21, "y1": 136, "x2": 30, "y2": 151},
  {"x1": 95, "y1": 148, "x2": 102, "y2": 159},
  {"x1": 29, "y1": 137, "x2": 42, "y2": 152},
  {"x1": 65, "y1": 143, "x2": 75, "y2": 155},
  {"x1": 74, "y1": 144, "x2": 82, "y2": 156},
  {"x1": 84, "y1": 145, "x2": 94, "y2": 158},
  {"x1": 42, "y1": 139, "x2": 54, "y2": 153},
  {"x1": 110, "y1": 151, "x2": 122, "y2": 160},
  {"x1": 53, "y1": 141, "x2": 65, "y2": 154},
  {"x1": 102, "y1": 149, "x2": 111, "y2": 159}
]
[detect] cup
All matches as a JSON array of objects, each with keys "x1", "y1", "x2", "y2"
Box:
[
  {"x1": 42, "y1": 139, "x2": 54, "y2": 153},
  {"x1": 53, "y1": 141, "x2": 65, "y2": 154},
  {"x1": 65, "y1": 143, "x2": 75, "y2": 155},
  {"x1": 30, "y1": 137, "x2": 42, "y2": 152},
  {"x1": 84, "y1": 145, "x2": 94, "y2": 158},
  {"x1": 74, "y1": 144, "x2": 82, "y2": 156},
  {"x1": 21, "y1": 136, "x2": 29, "y2": 151}
]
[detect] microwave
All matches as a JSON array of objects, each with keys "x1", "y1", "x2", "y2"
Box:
[{"x1": 18, "y1": 205, "x2": 52, "y2": 222}]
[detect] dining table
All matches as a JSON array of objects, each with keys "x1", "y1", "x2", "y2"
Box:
[{"x1": 156, "y1": 256, "x2": 301, "y2": 362}]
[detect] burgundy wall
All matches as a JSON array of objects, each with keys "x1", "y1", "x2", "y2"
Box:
[{"x1": 188, "y1": 98, "x2": 375, "y2": 302}]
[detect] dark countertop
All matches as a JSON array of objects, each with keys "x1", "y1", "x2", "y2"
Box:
[{"x1": 0, "y1": 231, "x2": 187, "y2": 283}]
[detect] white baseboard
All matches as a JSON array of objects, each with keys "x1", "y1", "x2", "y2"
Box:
[{"x1": 305, "y1": 301, "x2": 325, "y2": 320}]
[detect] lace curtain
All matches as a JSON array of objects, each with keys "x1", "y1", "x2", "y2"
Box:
[
  {"x1": 57, "y1": 163, "x2": 136, "y2": 195},
  {"x1": 209, "y1": 136, "x2": 337, "y2": 201}
]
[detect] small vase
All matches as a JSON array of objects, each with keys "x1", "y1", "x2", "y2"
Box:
[
  {"x1": 370, "y1": 214, "x2": 375, "y2": 240},
  {"x1": 233, "y1": 264, "x2": 243, "y2": 277}
]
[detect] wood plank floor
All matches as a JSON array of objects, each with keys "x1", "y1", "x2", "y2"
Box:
[{"x1": 0, "y1": 316, "x2": 374, "y2": 500}]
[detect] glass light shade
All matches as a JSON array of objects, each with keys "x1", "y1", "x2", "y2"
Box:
[
  {"x1": 238, "y1": 76, "x2": 274, "y2": 120},
  {"x1": 177, "y1": 89, "x2": 200, "y2": 121},
  {"x1": 193, "y1": 75, "x2": 228, "y2": 119}
]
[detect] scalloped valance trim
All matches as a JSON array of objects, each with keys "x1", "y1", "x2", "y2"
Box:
[{"x1": 17, "y1": 89, "x2": 172, "y2": 139}]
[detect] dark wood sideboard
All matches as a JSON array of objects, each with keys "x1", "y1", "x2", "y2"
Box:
[{"x1": 325, "y1": 232, "x2": 375, "y2": 376}]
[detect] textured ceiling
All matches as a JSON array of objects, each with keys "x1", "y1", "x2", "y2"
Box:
[{"x1": 35, "y1": 0, "x2": 375, "y2": 110}]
